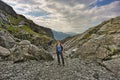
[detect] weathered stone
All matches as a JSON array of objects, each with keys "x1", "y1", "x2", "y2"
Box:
[
  {"x1": 9, "y1": 40, "x2": 53, "y2": 62},
  {"x1": 0, "y1": 58, "x2": 119, "y2": 80},
  {"x1": 0, "y1": 46, "x2": 10, "y2": 57},
  {"x1": 0, "y1": 30, "x2": 15, "y2": 48},
  {"x1": 103, "y1": 58, "x2": 120, "y2": 77}
]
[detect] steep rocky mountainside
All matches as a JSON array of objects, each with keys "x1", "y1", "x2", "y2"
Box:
[
  {"x1": 0, "y1": 0, "x2": 54, "y2": 62},
  {"x1": 64, "y1": 16, "x2": 120, "y2": 60},
  {"x1": 0, "y1": 0, "x2": 54, "y2": 49}
]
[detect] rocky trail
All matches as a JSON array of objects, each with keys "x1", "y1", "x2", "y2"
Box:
[{"x1": 0, "y1": 53, "x2": 120, "y2": 80}]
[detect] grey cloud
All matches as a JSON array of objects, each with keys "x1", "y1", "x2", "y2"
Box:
[
  {"x1": 35, "y1": 0, "x2": 120, "y2": 33},
  {"x1": 4, "y1": 0, "x2": 120, "y2": 33},
  {"x1": 18, "y1": 0, "x2": 38, "y2": 4},
  {"x1": 48, "y1": 0, "x2": 95, "y2": 6}
]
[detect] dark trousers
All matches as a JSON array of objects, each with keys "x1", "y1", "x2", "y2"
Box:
[{"x1": 56, "y1": 52, "x2": 64, "y2": 65}]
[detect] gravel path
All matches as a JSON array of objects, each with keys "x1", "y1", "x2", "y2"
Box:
[{"x1": 0, "y1": 58, "x2": 119, "y2": 80}]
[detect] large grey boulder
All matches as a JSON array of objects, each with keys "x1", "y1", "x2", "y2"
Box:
[
  {"x1": 103, "y1": 58, "x2": 120, "y2": 77},
  {"x1": 0, "y1": 46, "x2": 10, "y2": 60},
  {"x1": 9, "y1": 40, "x2": 53, "y2": 63},
  {"x1": 0, "y1": 30, "x2": 15, "y2": 48},
  {"x1": 0, "y1": 46, "x2": 10, "y2": 56}
]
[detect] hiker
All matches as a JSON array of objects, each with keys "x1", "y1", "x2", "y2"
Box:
[{"x1": 55, "y1": 41, "x2": 65, "y2": 66}]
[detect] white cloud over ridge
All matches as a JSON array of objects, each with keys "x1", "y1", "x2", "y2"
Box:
[{"x1": 3, "y1": 0, "x2": 120, "y2": 33}]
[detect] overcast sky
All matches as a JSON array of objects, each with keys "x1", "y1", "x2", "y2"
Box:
[{"x1": 3, "y1": 0, "x2": 120, "y2": 33}]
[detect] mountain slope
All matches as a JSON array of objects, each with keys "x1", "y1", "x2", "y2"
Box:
[
  {"x1": 64, "y1": 16, "x2": 120, "y2": 60},
  {"x1": 0, "y1": 0, "x2": 54, "y2": 49},
  {"x1": 0, "y1": 0, "x2": 54, "y2": 62}
]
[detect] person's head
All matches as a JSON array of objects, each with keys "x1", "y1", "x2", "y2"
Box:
[{"x1": 56, "y1": 40, "x2": 61, "y2": 45}]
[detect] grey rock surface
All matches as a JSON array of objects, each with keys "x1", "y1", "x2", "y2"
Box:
[
  {"x1": 9, "y1": 40, "x2": 53, "y2": 62},
  {"x1": 0, "y1": 58, "x2": 119, "y2": 80},
  {"x1": 0, "y1": 46, "x2": 10, "y2": 57},
  {"x1": 0, "y1": 30, "x2": 15, "y2": 48}
]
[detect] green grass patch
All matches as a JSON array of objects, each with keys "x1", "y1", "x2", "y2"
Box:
[
  {"x1": 0, "y1": 27, "x2": 5, "y2": 31},
  {"x1": 21, "y1": 25, "x2": 37, "y2": 34},
  {"x1": 6, "y1": 25, "x2": 19, "y2": 33},
  {"x1": 8, "y1": 15, "x2": 23, "y2": 25}
]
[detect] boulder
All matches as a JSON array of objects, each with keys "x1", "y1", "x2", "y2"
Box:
[
  {"x1": 0, "y1": 46, "x2": 10, "y2": 59},
  {"x1": 0, "y1": 30, "x2": 15, "y2": 48},
  {"x1": 103, "y1": 58, "x2": 120, "y2": 77},
  {"x1": 9, "y1": 40, "x2": 53, "y2": 63}
]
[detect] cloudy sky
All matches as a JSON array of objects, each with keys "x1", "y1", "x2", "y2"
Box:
[{"x1": 2, "y1": 0, "x2": 120, "y2": 33}]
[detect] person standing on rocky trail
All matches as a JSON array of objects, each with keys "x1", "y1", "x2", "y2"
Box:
[{"x1": 55, "y1": 41, "x2": 65, "y2": 66}]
